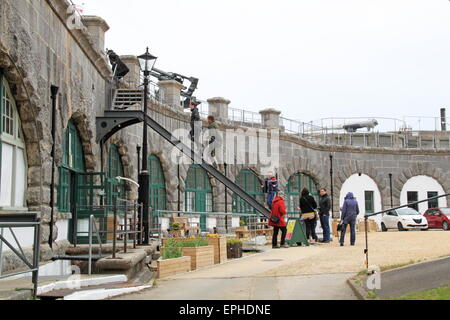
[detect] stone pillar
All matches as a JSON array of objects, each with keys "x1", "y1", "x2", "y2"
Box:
[
  {"x1": 82, "y1": 16, "x2": 109, "y2": 53},
  {"x1": 120, "y1": 55, "x2": 141, "y2": 88},
  {"x1": 259, "y1": 108, "x2": 281, "y2": 129},
  {"x1": 207, "y1": 97, "x2": 231, "y2": 122},
  {"x1": 158, "y1": 80, "x2": 184, "y2": 108}
]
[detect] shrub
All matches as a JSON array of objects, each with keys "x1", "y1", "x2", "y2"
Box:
[
  {"x1": 170, "y1": 222, "x2": 182, "y2": 231},
  {"x1": 227, "y1": 238, "x2": 242, "y2": 245},
  {"x1": 162, "y1": 247, "x2": 183, "y2": 260}
]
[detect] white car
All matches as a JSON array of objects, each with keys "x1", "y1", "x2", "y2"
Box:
[{"x1": 381, "y1": 207, "x2": 428, "y2": 231}]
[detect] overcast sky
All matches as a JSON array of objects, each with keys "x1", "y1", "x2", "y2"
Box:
[{"x1": 80, "y1": 0, "x2": 450, "y2": 129}]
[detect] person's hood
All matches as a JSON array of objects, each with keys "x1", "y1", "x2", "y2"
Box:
[
  {"x1": 345, "y1": 192, "x2": 355, "y2": 200},
  {"x1": 273, "y1": 197, "x2": 284, "y2": 204}
]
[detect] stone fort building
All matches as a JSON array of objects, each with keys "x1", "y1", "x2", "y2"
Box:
[{"x1": 0, "y1": 0, "x2": 449, "y2": 273}]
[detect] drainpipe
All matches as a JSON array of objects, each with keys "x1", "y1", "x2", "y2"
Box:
[
  {"x1": 329, "y1": 154, "x2": 335, "y2": 218},
  {"x1": 441, "y1": 108, "x2": 447, "y2": 131},
  {"x1": 389, "y1": 173, "x2": 394, "y2": 208},
  {"x1": 49, "y1": 85, "x2": 59, "y2": 248}
]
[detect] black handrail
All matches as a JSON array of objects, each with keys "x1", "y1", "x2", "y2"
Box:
[{"x1": 363, "y1": 193, "x2": 450, "y2": 271}]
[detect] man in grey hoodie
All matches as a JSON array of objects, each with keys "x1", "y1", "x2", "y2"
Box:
[{"x1": 339, "y1": 192, "x2": 359, "y2": 246}]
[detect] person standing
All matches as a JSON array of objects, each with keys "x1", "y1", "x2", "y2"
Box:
[
  {"x1": 299, "y1": 188, "x2": 319, "y2": 243},
  {"x1": 318, "y1": 188, "x2": 332, "y2": 243},
  {"x1": 339, "y1": 192, "x2": 360, "y2": 246},
  {"x1": 269, "y1": 192, "x2": 288, "y2": 249},
  {"x1": 263, "y1": 172, "x2": 279, "y2": 209},
  {"x1": 188, "y1": 100, "x2": 202, "y2": 159}
]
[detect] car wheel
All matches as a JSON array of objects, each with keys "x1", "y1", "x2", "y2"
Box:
[
  {"x1": 421, "y1": 228, "x2": 428, "y2": 231},
  {"x1": 443, "y1": 221, "x2": 449, "y2": 231},
  {"x1": 397, "y1": 222, "x2": 405, "y2": 231},
  {"x1": 381, "y1": 222, "x2": 388, "y2": 232}
]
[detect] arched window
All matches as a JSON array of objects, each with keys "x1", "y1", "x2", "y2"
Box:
[
  {"x1": 232, "y1": 169, "x2": 264, "y2": 214},
  {"x1": 58, "y1": 120, "x2": 86, "y2": 212},
  {"x1": 148, "y1": 155, "x2": 167, "y2": 211},
  {"x1": 185, "y1": 165, "x2": 213, "y2": 231},
  {"x1": 286, "y1": 173, "x2": 319, "y2": 213},
  {"x1": 106, "y1": 144, "x2": 126, "y2": 204},
  {"x1": 0, "y1": 76, "x2": 27, "y2": 209}
]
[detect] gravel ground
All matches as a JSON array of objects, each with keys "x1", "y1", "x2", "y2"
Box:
[{"x1": 258, "y1": 230, "x2": 450, "y2": 277}]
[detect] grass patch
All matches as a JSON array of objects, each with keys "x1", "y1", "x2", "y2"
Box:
[
  {"x1": 380, "y1": 259, "x2": 422, "y2": 272},
  {"x1": 394, "y1": 286, "x2": 450, "y2": 300},
  {"x1": 366, "y1": 290, "x2": 378, "y2": 299}
]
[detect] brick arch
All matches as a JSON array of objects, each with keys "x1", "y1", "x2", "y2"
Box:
[
  {"x1": 0, "y1": 49, "x2": 43, "y2": 212},
  {"x1": 281, "y1": 156, "x2": 326, "y2": 191},
  {"x1": 334, "y1": 159, "x2": 388, "y2": 211},
  {"x1": 108, "y1": 138, "x2": 133, "y2": 180},
  {"x1": 397, "y1": 162, "x2": 450, "y2": 204},
  {"x1": 69, "y1": 112, "x2": 97, "y2": 172}
]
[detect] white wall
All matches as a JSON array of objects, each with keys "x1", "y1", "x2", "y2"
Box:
[
  {"x1": 0, "y1": 227, "x2": 35, "y2": 252},
  {"x1": 400, "y1": 175, "x2": 447, "y2": 213},
  {"x1": 56, "y1": 219, "x2": 69, "y2": 242},
  {"x1": 339, "y1": 174, "x2": 383, "y2": 225}
]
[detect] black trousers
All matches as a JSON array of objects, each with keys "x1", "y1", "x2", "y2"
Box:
[
  {"x1": 272, "y1": 226, "x2": 287, "y2": 247},
  {"x1": 304, "y1": 219, "x2": 318, "y2": 241}
]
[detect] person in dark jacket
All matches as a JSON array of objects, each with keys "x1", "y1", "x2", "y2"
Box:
[
  {"x1": 107, "y1": 50, "x2": 129, "y2": 79},
  {"x1": 188, "y1": 100, "x2": 202, "y2": 157},
  {"x1": 318, "y1": 188, "x2": 332, "y2": 243},
  {"x1": 263, "y1": 172, "x2": 279, "y2": 209},
  {"x1": 339, "y1": 192, "x2": 360, "y2": 246},
  {"x1": 269, "y1": 192, "x2": 288, "y2": 249},
  {"x1": 299, "y1": 188, "x2": 319, "y2": 243}
]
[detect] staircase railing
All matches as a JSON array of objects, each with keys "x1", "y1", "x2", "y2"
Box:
[{"x1": 88, "y1": 215, "x2": 103, "y2": 275}]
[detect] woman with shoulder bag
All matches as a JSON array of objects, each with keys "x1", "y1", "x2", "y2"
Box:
[
  {"x1": 299, "y1": 188, "x2": 319, "y2": 243},
  {"x1": 269, "y1": 192, "x2": 289, "y2": 249}
]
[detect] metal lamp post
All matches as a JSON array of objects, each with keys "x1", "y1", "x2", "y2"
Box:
[{"x1": 137, "y1": 48, "x2": 157, "y2": 245}]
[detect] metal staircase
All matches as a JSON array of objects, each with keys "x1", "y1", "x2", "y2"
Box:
[
  {"x1": 112, "y1": 89, "x2": 144, "y2": 110},
  {"x1": 97, "y1": 109, "x2": 271, "y2": 218}
]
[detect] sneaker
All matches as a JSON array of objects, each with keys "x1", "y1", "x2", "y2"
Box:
[
  {"x1": 281, "y1": 244, "x2": 290, "y2": 248},
  {"x1": 272, "y1": 245, "x2": 280, "y2": 249},
  {"x1": 340, "y1": 243, "x2": 344, "y2": 247}
]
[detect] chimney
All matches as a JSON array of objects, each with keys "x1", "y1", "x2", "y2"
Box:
[
  {"x1": 82, "y1": 16, "x2": 110, "y2": 53},
  {"x1": 441, "y1": 108, "x2": 447, "y2": 131}
]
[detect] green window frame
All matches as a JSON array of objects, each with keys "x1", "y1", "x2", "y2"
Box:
[
  {"x1": 185, "y1": 165, "x2": 213, "y2": 231},
  {"x1": 364, "y1": 190, "x2": 375, "y2": 214},
  {"x1": 106, "y1": 144, "x2": 126, "y2": 205},
  {"x1": 232, "y1": 169, "x2": 264, "y2": 215},
  {"x1": 427, "y1": 191, "x2": 438, "y2": 209},
  {"x1": 286, "y1": 173, "x2": 319, "y2": 214},
  {"x1": 407, "y1": 191, "x2": 419, "y2": 211},
  {"x1": 0, "y1": 75, "x2": 28, "y2": 210},
  {"x1": 57, "y1": 120, "x2": 86, "y2": 213},
  {"x1": 149, "y1": 155, "x2": 167, "y2": 211}
]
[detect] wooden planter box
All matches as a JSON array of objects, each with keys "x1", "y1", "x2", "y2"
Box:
[
  {"x1": 182, "y1": 246, "x2": 214, "y2": 270},
  {"x1": 206, "y1": 238, "x2": 227, "y2": 264},
  {"x1": 168, "y1": 230, "x2": 185, "y2": 237},
  {"x1": 227, "y1": 242, "x2": 243, "y2": 259},
  {"x1": 157, "y1": 256, "x2": 191, "y2": 278}
]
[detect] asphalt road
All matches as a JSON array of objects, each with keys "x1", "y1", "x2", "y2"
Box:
[{"x1": 377, "y1": 257, "x2": 450, "y2": 299}]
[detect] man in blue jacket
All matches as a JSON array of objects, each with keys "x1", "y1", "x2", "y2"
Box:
[
  {"x1": 263, "y1": 172, "x2": 279, "y2": 209},
  {"x1": 339, "y1": 192, "x2": 359, "y2": 246}
]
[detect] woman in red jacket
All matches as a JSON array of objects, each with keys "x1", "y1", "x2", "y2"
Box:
[{"x1": 268, "y1": 191, "x2": 289, "y2": 249}]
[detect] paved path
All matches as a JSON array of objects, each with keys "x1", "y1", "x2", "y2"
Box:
[
  {"x1": 114, "y1": 246, "x2": 357, "y2": 300},
  {"x1": 377, "y1": 257, "x2": 450, "y2": 299}
]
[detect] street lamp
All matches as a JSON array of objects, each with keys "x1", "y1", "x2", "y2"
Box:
[{"x1": 138, "y1": 47, "x2": 157, "y2": 245}]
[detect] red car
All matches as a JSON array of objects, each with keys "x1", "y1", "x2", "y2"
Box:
[{"x1": 423, "y1": 208, "x2": 450, "y2": 231}]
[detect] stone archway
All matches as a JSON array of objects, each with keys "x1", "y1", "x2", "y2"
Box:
[
  {"x1": 0, "y1": 49, "x2": 45, "y2": 216},
  {"x1": 397, "y1": 162, "x2": 450, "y2": 206},
  {"x1": 334, "y1": 158, "x2": 388, "y2": 214},
  {"x1": 70, "y1": 111, "x2": 97, "y2": 172}
]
